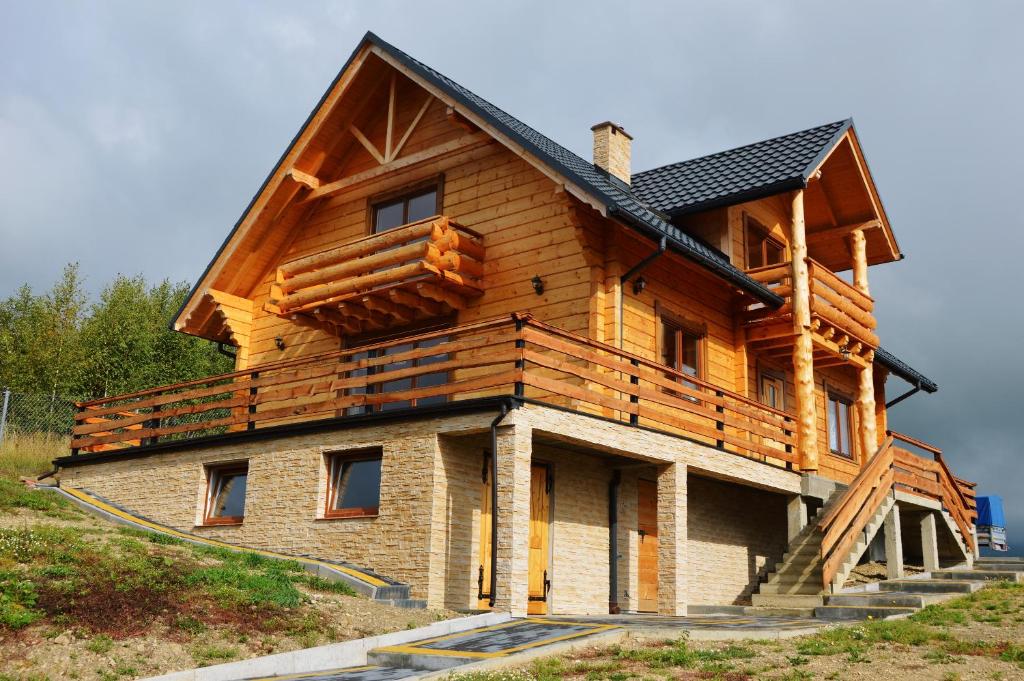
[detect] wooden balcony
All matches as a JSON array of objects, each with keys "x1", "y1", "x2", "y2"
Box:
[
  {"x1": 69, "y1": 314, "x2": 797, "y2": 469},
  {"x1": 743, "y1": 258, "x2": 878, "y2": 367},
  {"x1": 268, "y1": 215, "x2": 484, "y2": 334}
]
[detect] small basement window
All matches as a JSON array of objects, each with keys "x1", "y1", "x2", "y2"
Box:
[
  {"x1": 204, "y1": 463, "x2": 248, "y2": 525},
  {"x1": 325, "y1": 450, "x2": 383, "y2": 519}
]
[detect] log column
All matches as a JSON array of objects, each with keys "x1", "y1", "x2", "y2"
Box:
[
  {"x1": 790, "y1": 190, "x2": 819, "y2": 471},
  {"x1": 849, "y1": 228, "x2": 879, "y2": 461}
]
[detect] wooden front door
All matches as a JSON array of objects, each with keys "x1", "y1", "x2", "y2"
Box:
[
  {"x1": 527, "y1": 464, "x2": 551, "y2": 615},
  {"x1": 637, "y1": 479, "x2": 659, "y2": 613},
  {"x1": 478, "y1": 454, "x2": 493, "y2": 610}
]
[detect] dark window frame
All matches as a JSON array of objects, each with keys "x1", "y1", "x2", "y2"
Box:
[
  {"x1": 744, "y1": 214, "x2": 786, "y2": 269},
  {"x1": 324, "y1": 449, "x2": 383, "y2": 519},
  {"x1": 826, "y1": 389, "x2": 856, "y2": 460},
  {"x1": 369, "y1": 177, "x2": 444, "y2": 235},
  {"x1": 203, "y1": 462, "x2": 249, "y2": 526},
  {"x1": 342, "y1": 319, "x2": 455, "y2": 415}
]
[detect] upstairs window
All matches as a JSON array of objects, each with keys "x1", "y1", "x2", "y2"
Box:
[
  {"x1": 325, "y1": 450, "x2": 383, "y2": 519},
  {"x1": 745, "y1": 216, "x2": 785, "y2": 269},
  {"x1": 660, "y1": 316, "x2": 705, "y2": 398},
  {"x1": 372, "y1": 185, "x2": 440, "y2": 233},
  {"x1": 827, "y1": 392, "x2": 855, "y2": 459},
  {"x1": 204, "y1": 463, "x2": 248, "y2": 525}
]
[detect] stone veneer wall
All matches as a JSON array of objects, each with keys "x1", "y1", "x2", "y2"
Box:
[{"x1": 686, "y1": 475, "x2": 788, "y2": 605}]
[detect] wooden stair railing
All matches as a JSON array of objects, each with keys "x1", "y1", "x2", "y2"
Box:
[
  {"x1": 819, "y1": 431, "x2": 978, "y2": 590},
  {"x1": 818, "y1": 435, "x2": 896, "y2": 590}
]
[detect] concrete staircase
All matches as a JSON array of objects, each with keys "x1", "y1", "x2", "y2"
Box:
[{"x1": 752, "y1": 487, "x2": 894, "y2": 610}]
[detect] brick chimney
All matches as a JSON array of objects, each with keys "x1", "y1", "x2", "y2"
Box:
[{"x1": 591, "y1": 122, "x2": 632, "y2": 185}]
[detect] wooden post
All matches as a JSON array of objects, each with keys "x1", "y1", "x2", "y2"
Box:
[
  {"x1": 848, "y1": 228, "x2": 870, "y2": 297},
  {"x1": 789, "y1": 190, "x2": 819, "y2": 471},
  {"x1": 849, "y1": 227, "x2": 878, "y2": 461},
  {"x1": 857, "y1": 363, "x2": 879, "y2": 462}
]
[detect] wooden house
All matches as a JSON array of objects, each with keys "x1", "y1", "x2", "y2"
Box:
[{"x1": 54, "y1": 33, "x2": 976, "y2": 616}]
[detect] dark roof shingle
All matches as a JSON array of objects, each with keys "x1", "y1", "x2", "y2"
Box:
[{"x1": 631, "y1": 120, "x2": 851, "y2": 216}]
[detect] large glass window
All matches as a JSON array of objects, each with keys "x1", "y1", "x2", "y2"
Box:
[
  {"x1": 745, "y1": 216, "x2": 785, "y2": 269},
  {"x1": 204, "y1": 463, "x2": 248, "y2": 525},
  {"x1": 828, "y1": 392, "x2": 854, "y2": 459},
  {"x1": 325, "y1": 451, "x2": 383, "y2": 518},
  {"x1": 372, "y1": 186, "x2": 438, "y2": 233},
  {"x1": 345, "y1": 329, "x2": 450, "y2": 415}
]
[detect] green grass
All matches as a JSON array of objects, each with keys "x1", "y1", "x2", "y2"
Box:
[
  {"x1": 0, "y1": 490, "x2": 363, "y2": 639},
  {"x1": 0, "y1": 431, "x2": 66, "y2": 481}
]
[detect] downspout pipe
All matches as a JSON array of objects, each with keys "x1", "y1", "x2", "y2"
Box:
[
  {"x1": 618, "y1": 235, "x2": 667, "y2": 351},
  {"x1": 608, "y1": 470, "x2": 622, "y2": 613},
  {"x1": 885, "y1": 381, "x2": 922, "y2": 409},
  {"x1": 489, "y1": 398, "x2": 519, "y2": 608}
]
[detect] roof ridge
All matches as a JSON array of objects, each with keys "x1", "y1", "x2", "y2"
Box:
[{"x1": 632, "y1": 118, "x2": 852, "y2": 179}]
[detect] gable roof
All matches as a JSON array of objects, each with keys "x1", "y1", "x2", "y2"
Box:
[
  {"x1": 630, "y1": 120, "x2": 852, "y2": 216},
  {"x1": 366, "y1": 32, "x2": 783, "y2": 306}
]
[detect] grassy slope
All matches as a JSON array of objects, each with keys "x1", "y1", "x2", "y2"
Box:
[
  {"x1": 0, "y1": 437, "x2": 455, "y2": 681},
  {"x1": 456, "y1": 584, "x2": 1024, "y2": 681}
]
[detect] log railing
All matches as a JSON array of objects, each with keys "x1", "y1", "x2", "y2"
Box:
[
  {"x1": 268, "y1": 215, "x2": 484, "y2": 333},
  {"x1": 818, "y1": 431, "x2": 977, "y2": 590},
  {"x1": 70, "y1": 314, "x2": 797, "y2": 467},
  {"x1": 745, "y1": 258, "x2": 879, "y2": 348}
]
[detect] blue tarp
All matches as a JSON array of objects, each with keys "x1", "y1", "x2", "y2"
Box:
[{"x1": 978, "y1": 495, "x2": 1006, "y2": 528}]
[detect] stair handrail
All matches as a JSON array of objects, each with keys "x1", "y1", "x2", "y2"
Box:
[
  {"x1": 888, "y1": 430, "x2": 976, "y2": 554},
  {"x1": 818, "y1": 435, "x2": 896, "y2": 590}
]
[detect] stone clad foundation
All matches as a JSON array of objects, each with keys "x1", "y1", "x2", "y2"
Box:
[{"x1": 57, "y1": 403, "x2": 799, "y2": 614}]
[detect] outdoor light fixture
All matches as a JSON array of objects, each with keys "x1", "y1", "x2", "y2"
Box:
[
  {"x1": 275, "y1": 336, "x2": 286, "y2": 351},
  {"x1": 531, "y1": 275, "x2": 545, "y2": 295},
  {"x1": 839, "y1": 344, "x2": 851, "y2": 360},
  {"x1": 632, "y1": 276, "x2": 647, "y2": 295}
]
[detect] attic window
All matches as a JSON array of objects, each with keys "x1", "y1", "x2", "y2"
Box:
[
  {"x1": 372, "y1": 185, "x2": 440, "y2": 233},
  {"x1": 745, "y1": 216, "x2": 785, "y2": 269}
]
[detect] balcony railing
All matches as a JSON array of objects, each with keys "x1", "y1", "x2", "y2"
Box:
[
  {"x1": 744, "y1": 258, "x2": 878, "y2": 363},
  {"x1": 70, "y1": 314, "x2": 797, "y2": 468},
  {"x1": 268, "y1": 215, "x2": 484, "y2": 333}
]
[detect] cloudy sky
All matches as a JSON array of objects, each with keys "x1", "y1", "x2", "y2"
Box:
[{"x1": 2, "y1": 2, "x2": 1021, "y2": 551}]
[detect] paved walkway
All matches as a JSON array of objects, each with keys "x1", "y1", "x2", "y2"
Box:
[{"x1": 240, "y1": 614, "x2": 823, "y2": 681}]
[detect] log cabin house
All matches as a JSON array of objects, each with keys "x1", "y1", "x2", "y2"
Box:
[{"x1": 54, "y1": 32, "x2": 977, "y2": 616}]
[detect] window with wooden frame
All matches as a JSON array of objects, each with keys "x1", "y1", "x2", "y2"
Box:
[
  {"x1": 658, "y1": 311, "x2": 706, "y2": 400},
  {"x1": 203, "y1": 463, "x2": 248, "y2": 526},
  {"x1": 759, "y1": 370, "x2": 785, "y2": 411},
  {"x1": 325, "y1": 449, "x2": 383, "y2": 519},
  {"x1": 827, "y1": 391, "x2": 855, "y2": 459},
  {"x1": 344, "y1": 320, "x2": 453, "y2": 415},
  {"x1": 371, "y1": 181, "x2": 442, "y2": 234},
  {"x1": 744, "y1": 215, "x2": 785, "y2": 269}
]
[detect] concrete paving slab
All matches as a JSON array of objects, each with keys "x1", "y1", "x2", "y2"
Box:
[{"x1": 244, "y1": 666, "x2": 421, "y2": 681}]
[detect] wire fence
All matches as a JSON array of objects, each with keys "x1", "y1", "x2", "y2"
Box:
[{"x1": 0, "y1": 388, "x2": 77, "y2": 445}]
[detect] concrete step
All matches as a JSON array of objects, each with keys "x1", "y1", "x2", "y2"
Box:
[
  {"x1": 742, "y1": 606, "x2": 817, "y2": 618},
  {"x1": 879, "y1": 579, "x2": 982, "y2": 594},
  {"x1": 815, "y1": 605, "x2": 917, "y2": 621},
  {"x1": 979, "y1": 556, "x2": 1024, "y2": 563},
  {"x1": 975, "y1": 563, "x2": 1024, "y2": 572},
  {"x1": 377, "y1": 599, "x2": 428, "y2": 609},
  {"x1": 758, "y1": 581, "x2": 824, "y2": 595},
  {"x1": 368, "y1": 650, "x2": 473, "y2": 672},
  {"x1": 767, "y1": 572, "x2": 823, "y2": 586},
  {"x1": 751, "y1": 593, "x2": 824, "y2": 608},
  {"x1": 825, "y1": 592, "x2": 930, "y2": 608},
  {"x1": 775, "y1": 555, "x2": 822, "y2": 573},
  {"x1": 932, "y1": 570, "x2": 1021, "y2": 582}
]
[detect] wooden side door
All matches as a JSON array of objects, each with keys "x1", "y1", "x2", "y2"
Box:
[
  {"x1": 478, "y1": 454, "x2": 493, "y2": 609},
  {"x1": 637, "y1": 479, "x2": 659, "y2": 613},
  {"x1": 527, "y1": 464, "x2": 551, "y2": 615}
]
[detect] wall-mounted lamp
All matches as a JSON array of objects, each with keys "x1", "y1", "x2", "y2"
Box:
[
  {"x1": 275, "y1": 336, "x2": 286, "y2": 351},
  {"x1": 531, "y1": 275, "x2": 545, "y2": 295},
  {"x1": 632, "y1": 276, "x2": 647, "y2": 296},
  {"x1": 839, "y1": 344, "x2": 851, "y2": 360}
]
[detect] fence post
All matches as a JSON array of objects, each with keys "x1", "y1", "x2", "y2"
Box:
[
  {"x1": 513, "y1": 318, "x2": 525, "y2": 398},
  {"x1": 629, "y1": 359, "x2": 640, "y2": 426},
  {"x1": 715, "y1": 390, "x2": 725, "y2": 449},
  {"x1": 0, "y1": 388, "x2": 10, "y2": 445},
  {"x1": 248, "y1": 372, "x2": 260, "y2": 431}
]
